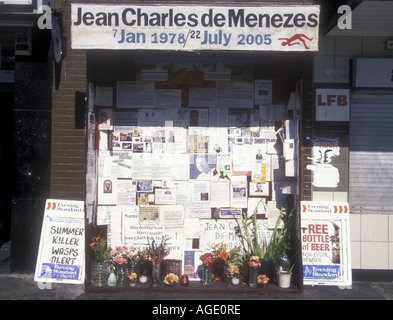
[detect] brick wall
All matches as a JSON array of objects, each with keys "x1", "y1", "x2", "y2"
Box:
[{"x1": 50, "y1": 0, "x2": 87, "y2": 200}]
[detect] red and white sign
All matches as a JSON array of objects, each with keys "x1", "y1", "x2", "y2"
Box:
[
  {"x1": 35, "y1": 199, "x2": 85, "y2": 284},
  {"x1": 315, "y1": 89, "x2": 350, "y2": 121},
  {"x1": 301, "y1": 201, "x2": 352, "y2": 287}
]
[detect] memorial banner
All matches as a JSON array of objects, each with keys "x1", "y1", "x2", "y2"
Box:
[{"x1": 71, "y1": 4, "x2": 320, "y2": 51}]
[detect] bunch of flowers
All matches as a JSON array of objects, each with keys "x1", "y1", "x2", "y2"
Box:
[
  {"x1": 199, "y1": 252, "x2": 214, "y2": 266},
  {"x1": 163, "y1": 273, "x2": 179, "y2": 286},
  {"x1": 110, "y1": 246, "x2": 133, "y2": 265},
  {"x1": 248, "y1": 256, "x2": 261, "y2": 268},
  {"x1": 89, "y1": 235, "x2": 107, "y2": 263},
  {"x1": 227, "y1": 246, "x2": 244, "y2": 268},
  {"x1": 127, "y1": 272, "x2": 138, "y2": 282},
  {"x1": 132, "y1": 249, "x2": 148, "y2": 263},
  {"x1": 213, "y1": 242, "x2": 230, "y2": 263},
  {"x1": 225, "y1": 263, "x2": 239, "y2": 278},
  {"x1": 146, "y1": 236, "x2": 170, "y2": 266},
  {"x1": 257, "y1": 274, "x2": 269, "y2": 286}
]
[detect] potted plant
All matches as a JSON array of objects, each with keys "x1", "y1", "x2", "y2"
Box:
[
  {"x1": 224, "y1": 245, "x2": 243, "y2": 284},
  {"x1": 277, "y1": 264, "x2": 294, "y2": 288},
  {"x1": 271, "y1": 207, "x2": 295, "y2": 288}
]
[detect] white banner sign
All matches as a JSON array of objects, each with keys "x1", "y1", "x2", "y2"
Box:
[
  {"x1": 71, "y1": 4, "x2": 320, "y2": 51},
  {"x1": 34, "y1": 199, "x2": 85, "y2": 284},
  {"x1": 301, "y1": 201, "x2": 352, "y2": 287}
]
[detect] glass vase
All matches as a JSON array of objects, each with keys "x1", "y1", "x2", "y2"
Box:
[
  {"x1": 129, "y1": 260, "x2": 140, "y2": 278},
  {"x1": 248, "y1": 266, "x2": 258, "y2": 288},
  {"x1": 151, "y1": 263, "x2": 161, "y2": 287},
  {"x1": 116, "y1": 263, "x2": 130, "y2": 287},
  {"x1": 202, "y1": 265, "x2": 211, "y2": 285},
  {"x1": 91, "y1": 261, "x2": 105, "y2": 287}
]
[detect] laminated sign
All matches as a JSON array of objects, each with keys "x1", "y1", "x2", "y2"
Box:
[
  {"x1": 300, "y1": 201, "x2": 352, "y2": 287},
  {"x1": 34, "y1": 199, "x2": 85, "y2": 284}
]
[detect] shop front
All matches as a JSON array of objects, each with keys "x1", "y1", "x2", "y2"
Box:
[{"x1": 70, "y1": 2, "x2": 320, "y2": 292}]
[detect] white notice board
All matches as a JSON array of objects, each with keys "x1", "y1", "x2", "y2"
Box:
[
  {"x1": 301, "y1": 201, "x2": 352, "y2": 287},
  {"x1": 34, "y1": 199, "x2": 85, "y2": 284}
]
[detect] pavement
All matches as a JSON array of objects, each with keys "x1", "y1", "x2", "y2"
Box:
[{"x1": 1, "y1": 241, "x2": 393, "y2": 301}]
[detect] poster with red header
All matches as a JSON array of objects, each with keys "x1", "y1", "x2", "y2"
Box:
[
  {"x1": 34, "y1": 199, "x2": 85, "y2": 284},
  {"x1": 300, "y1": 201, "x2": 352, "y2": 287}
]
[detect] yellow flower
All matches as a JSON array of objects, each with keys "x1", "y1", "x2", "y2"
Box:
[
  {"x1": 163, "y1": 273, "x2": 179, "y2": 285},
  {"x1": 257, "y1": 274, "x2": 269, "y2": 284},
  {"x1": 127, "y1": 272, "x2": 137, "y2": 281}
]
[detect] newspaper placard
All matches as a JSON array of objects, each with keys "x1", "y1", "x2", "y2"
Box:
[
  {"x1": 301, "y1": 201, "x2": 352, "y2": 287},
  {"x1": 34, "y1": 199, "x2": 85, "y2": 284}
]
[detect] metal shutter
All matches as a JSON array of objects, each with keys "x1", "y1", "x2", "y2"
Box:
[{"x1": 349, "y1": 94, "x2": 393, "y2": 214}]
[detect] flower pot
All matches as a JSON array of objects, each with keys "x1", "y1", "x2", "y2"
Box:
[
  {"x1": 231, "y1": 277, "x2": 240, "y2": 286},
  {"x1": 277, "y1": 272, "x2": 292, "y2": 288},
  {"x1": 139, "y1": 275, "x2": 148, "y2": 284}
]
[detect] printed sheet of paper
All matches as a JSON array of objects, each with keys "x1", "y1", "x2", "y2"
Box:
[
  {"x1": 155, "y1": 188, "x2": 176, "y2": 205},
  {"x1": 132, "y1": 153, "x2": 152, "y2": 179},
  {"x1": 232, "y1": 144, "x2": 251, "y2": 173},
  {"x1": 161, "y1": 205, "x2": 184, "y2": 231},
  {"x1": 210, "y1": 180, "x2": 231, "y2": 208},
  {"x1": 117, "y1": 179, "x2": 136, "y2": 205},
  {"x1": 231, "y1": 180, "x2": 248, "y2": 208}
]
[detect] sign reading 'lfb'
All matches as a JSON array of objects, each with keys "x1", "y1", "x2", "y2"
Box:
[{"x1": 71, "y1": 4, "x2": 320, "y2": 51}]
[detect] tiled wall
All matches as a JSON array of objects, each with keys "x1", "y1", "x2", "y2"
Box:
[{"x1": 313, "y1": 34, "x2": 393, "y2": 270}]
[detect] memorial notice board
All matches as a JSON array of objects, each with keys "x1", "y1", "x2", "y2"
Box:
[
  {"x1": 300, "y1": 201, "x2": 352, "y2": 287},
  {"x1": 34, "y1": 199, "x2": 85, "y2": 284},
  {"x1": 86, "y1": 57, "x2": 301, "y2": 282}
]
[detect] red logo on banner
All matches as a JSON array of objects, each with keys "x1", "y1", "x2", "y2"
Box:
[
  {"x1": 279, "y1": 34, "x2": 313, "y2": 49},
  {"x1": 334, "y1": 205, "x2": 348, "y2": 214},
  {"x1": 46, "y1": 201, "x2": 56, "y2": 210}
]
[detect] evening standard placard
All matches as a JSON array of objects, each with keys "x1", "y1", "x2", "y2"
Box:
[
  {"x1": 71, "y1": 4, "x2": 320, "y2": 51},
  {"x1": 300, "y1": 201, "x2": 352, "y2": 287},
  {"x1": 34, "y1": 199, "x2": 85, "y2": 284}
]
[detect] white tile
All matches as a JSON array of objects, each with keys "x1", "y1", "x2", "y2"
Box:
[
  {"x1": 389, "y1": 214, "x2": 393, "y2": 242},
  {"x1": 350, "y1": 241, "x2": 361, "y2": 269},
  {"x1": 362, "y1": 37, "x2": 390, "y2": 57},
  {"x1": 389, "y1": 243, "x2": 393, "y2": 269},
  {"x1": 333, "y1": 192, "x2": 348, "y2": 202},
  {"x1": 334, "y1": 37, "x2": 362, "y2": 56},
  {"x1": 313, "y1": 55, "x2": 335, "y2": 83},
  {"x1": 317, "y1": 35, "x2": 335, "y2": 55},
  {"x1": 361, "y1": 214, "x2": 389, "y2": 242},
  {"x1": 350, "y1": 214, "x2": 361, "y2": 242},
  {"x1": 312, "y1": 191, "x2": 333, "y2": 202},
  {"x1": 333, "y1": 56, "x2": 351, "y2": 83},
  {"x1": 361, "y1": 242, "x2": 389, "y2": 269}
]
